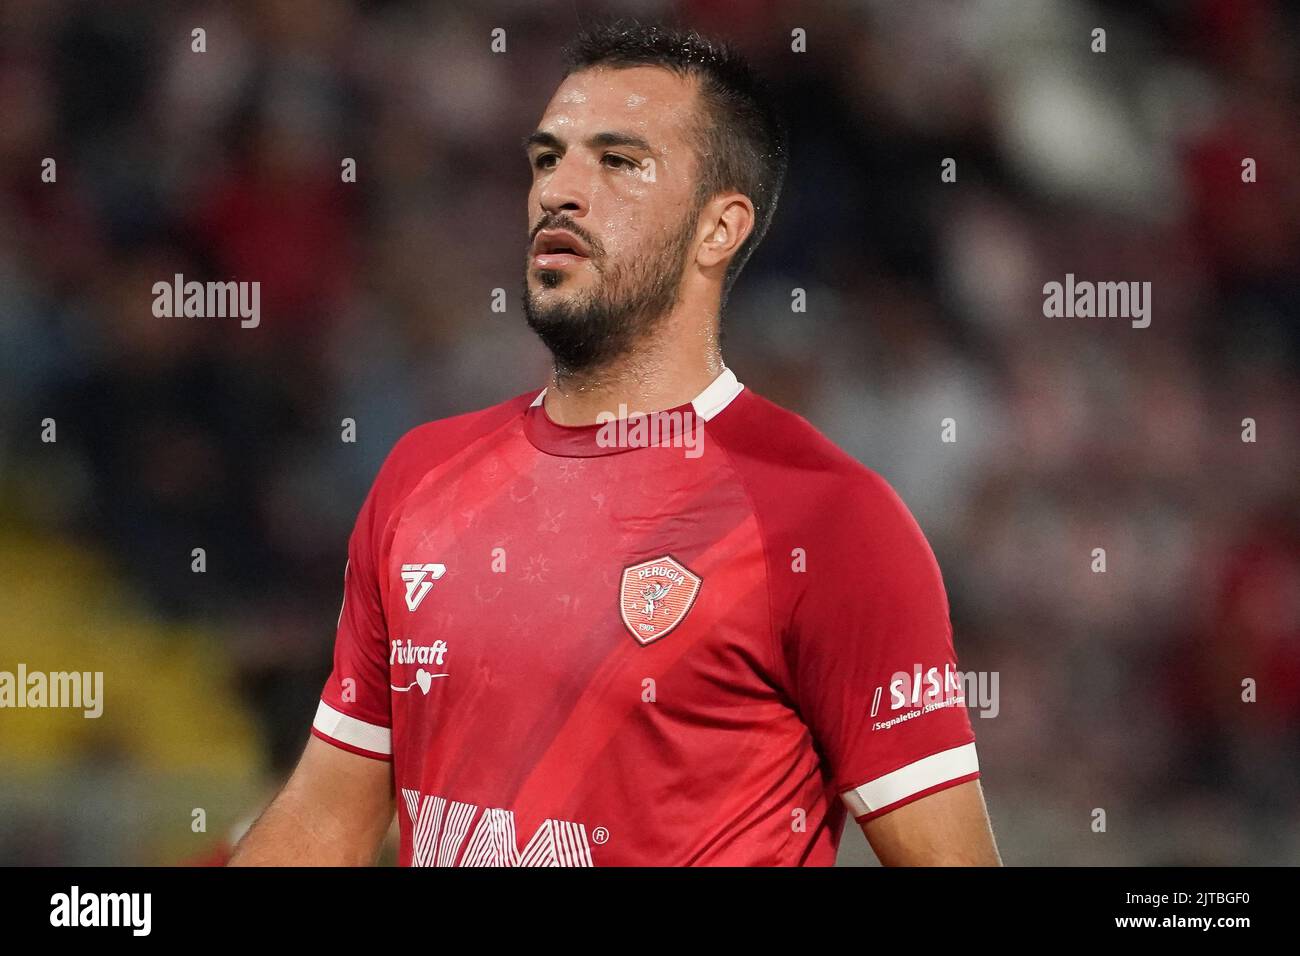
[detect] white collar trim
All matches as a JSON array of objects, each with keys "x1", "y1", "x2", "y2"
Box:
[
  {"x1": 529, "y1": 367, "x2": 744, "y2": 422},
  {"x1": 690, "y1": 367, "x2": 744, "y2": 421}
]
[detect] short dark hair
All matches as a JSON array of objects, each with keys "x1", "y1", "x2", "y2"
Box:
[{"x1": 562, "y1": 20, "x2": 788, "y2": 301}]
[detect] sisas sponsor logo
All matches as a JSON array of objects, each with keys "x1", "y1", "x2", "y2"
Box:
[{"x1": 869, "y1": 663, "x2": 1000, "y2": 728}]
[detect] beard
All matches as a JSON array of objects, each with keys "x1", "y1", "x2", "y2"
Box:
[{"x1": 523, "y1": 209, "x2": 699, "y2": 378}]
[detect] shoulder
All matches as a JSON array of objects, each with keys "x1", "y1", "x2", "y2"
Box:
[
  {"x1": 707, "y1": 388, "x2": 922, "y2": 543},
  {"x1": 367, "y1": 389, "x2": 536, "y2": 515},
  {"x1": 384, "y1": 390, "x2": 534, "y2": 472}
]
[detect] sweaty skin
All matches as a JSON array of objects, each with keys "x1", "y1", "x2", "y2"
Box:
[{"x1": 523, "y1": 65, "x2": 752, "y2": 424}]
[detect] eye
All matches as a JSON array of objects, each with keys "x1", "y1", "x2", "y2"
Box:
[
  {"x1": 533, "y1": 152, "x2": 559, "y2": 170},
  {"x1": 602, "y1": 154, "x2": 638, "y2": 171}
]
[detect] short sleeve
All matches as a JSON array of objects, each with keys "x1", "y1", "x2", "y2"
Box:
[
  {"x1": 312, "y1": 480, "x2": 393, "y2": 761},
  {"x1": 786, "y1": 472, "x2": 979, "y2": 822}
]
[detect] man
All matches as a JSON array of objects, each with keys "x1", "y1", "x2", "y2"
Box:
[{"x1": 231, "y1": 21, "x2": 1000, "y2": 867}]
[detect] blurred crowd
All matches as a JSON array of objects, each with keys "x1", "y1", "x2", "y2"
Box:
[{"x1": 1, "y1": 0, "x2": 1297, "y2": 864}]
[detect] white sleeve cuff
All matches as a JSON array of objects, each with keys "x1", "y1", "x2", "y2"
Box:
[
  {"x1": 313, "y1": 700, "x2": 392, "y2": 756},
  {"x1": 841, "y1": 742, "x2": 979, "y2": 818}
]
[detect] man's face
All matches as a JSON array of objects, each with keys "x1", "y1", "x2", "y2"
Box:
[{"x1": 523, "y1": 65, "x2": 706, "y2": 374}]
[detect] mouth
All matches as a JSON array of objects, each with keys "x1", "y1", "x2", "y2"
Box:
[{"x1": 531, "y1": 228, "x2": 591, "y2": 271}]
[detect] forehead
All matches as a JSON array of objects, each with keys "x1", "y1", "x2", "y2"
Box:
[{"x1": 539, "y1": 65, "x2": 700, "y2": 146}]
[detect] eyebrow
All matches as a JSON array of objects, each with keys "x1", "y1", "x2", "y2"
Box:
[{"x1": 522, "y1": 130, "x2": 654, "y2": 153}]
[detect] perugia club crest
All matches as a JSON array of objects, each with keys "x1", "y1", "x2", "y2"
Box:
[{"x1": 619, "y1": 555, "x2": 702, "y2": 645}]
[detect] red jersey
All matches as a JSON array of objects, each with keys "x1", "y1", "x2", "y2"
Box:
[{"x1": 313, "y1": 369, "x2": 980, "y2": 866}]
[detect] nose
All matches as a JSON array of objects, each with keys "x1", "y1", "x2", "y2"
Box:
[{"x1": 536, "y1": 154, "x2": 589, "y2": 220}]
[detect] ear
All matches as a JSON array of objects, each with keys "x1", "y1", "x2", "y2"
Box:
[{"x1": 695, "y1": 193, "x2": 755, "y2": 272}]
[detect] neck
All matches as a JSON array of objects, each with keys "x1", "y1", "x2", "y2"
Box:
[{"x1": 542, "y1": 308, "x2": 724, "y2": 426}]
